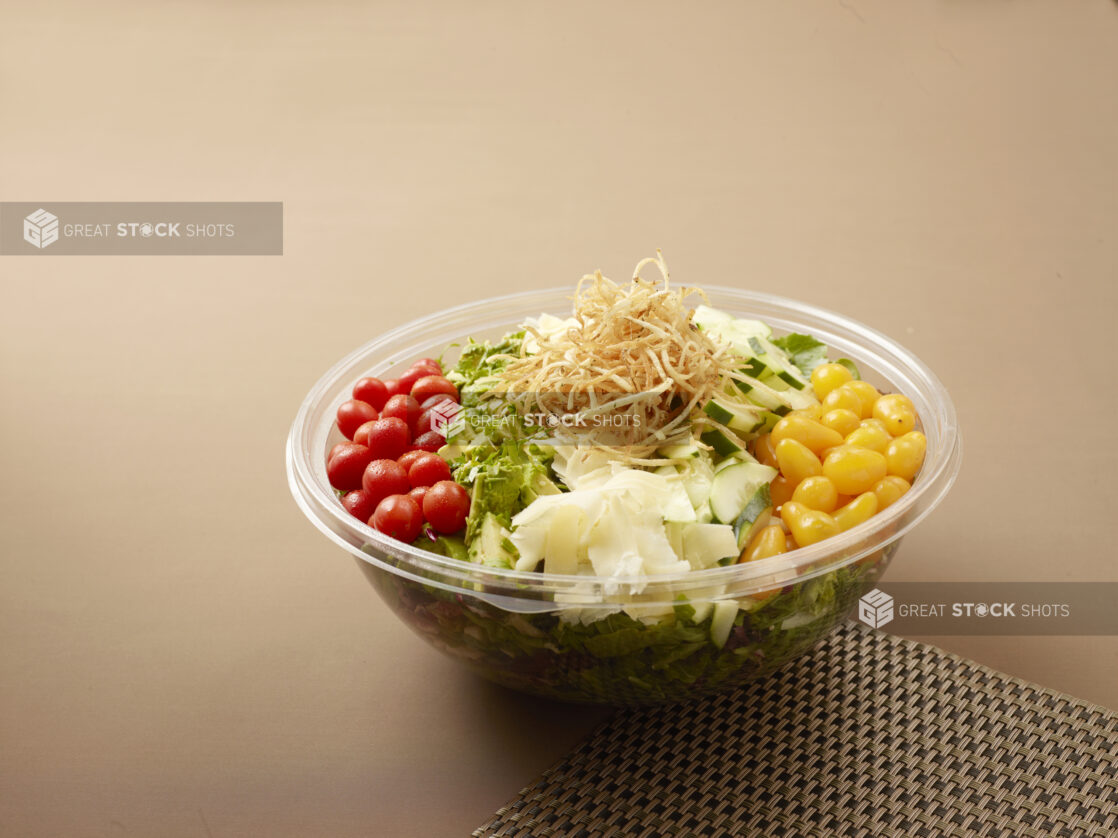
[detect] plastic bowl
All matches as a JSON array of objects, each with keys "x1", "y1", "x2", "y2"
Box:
[{"x1": 287, "y1": 287, "x2": 961, "y2": 706}]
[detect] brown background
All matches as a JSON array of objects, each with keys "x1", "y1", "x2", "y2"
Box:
[{"x1": 1, "y1": 1, "x2": 1116, "y2": 836}]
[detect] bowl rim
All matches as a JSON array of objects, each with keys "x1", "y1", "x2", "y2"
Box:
[{"x1": 286, "y1": 284, "x2": 962, "y2": 602}]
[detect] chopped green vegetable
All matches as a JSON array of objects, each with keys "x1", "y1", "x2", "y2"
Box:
[
  {"x1": 412, "y1": 533, "x2": 469, "y2": 561},
  {"x1": 372, "y1": 555, "x2": 886, "y2": 705},
  {"x1": 771, "y1": 333, "x2": 829, "y2": 377},
  {"x1": 451, "y1": 439, "x2": 558, "y2": 546},
  {"x1": 445, "y1": 331, "x2": 525, "y2": 409},
  {"x1": 835, "y1": 357, "x2": 862, "y2": 380}
]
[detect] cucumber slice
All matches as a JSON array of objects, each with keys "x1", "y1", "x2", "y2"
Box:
[
  {"x1": 702, "y1": 400, "x2": 735, "y2": 426},
  {"x1": 693, "y1": 307, "x2": 772, "y2": 340},
  {"x1": 741, "y1": 358, "x2": 767, "y2": 378},
  {"x1": 709, "y1": 462, "x2": 779, "y2": 524},
  {"x1": 690, "y1": 599, "x2": 714, "y2": 624},
  {"x1": 710, "y1": 600, "x2": 738, "y2": 648},
  {"x1": 657, "y1": 441, "x2": 701, "y2": 459},
  {"x1": 835, "y1": 358, "x2": 861, "y2": 380},
  {"x1": 733, "y1": 484, "x2": 773, "y2": 550},
  {"x1": 752, "y1": 335, "x2": 810, "y2": 390},
  {"x1": 714, "y1": 451, "x2": 759, "y2": 473},
  {"x1": 734, "y1": 375, "x2": 814, "y2": 413},
  {"x1": 691, "y1": 305, "x2": 734, "y2": 330},
  {"x1": 676, "y1": 458, "x2": 715, "y2": 508},
  {"x1": 700, "y1": 428, "x2": 744, "y2": 458},
  {"x1": 702, "y1": 399, "x2": 764, "y2": 434},
  {"x1": 759, "y1": 411, "x2": 783, "y2": 433},
  {"x1": 776, "y1": 370, "x2": 807, "y2": 390}
]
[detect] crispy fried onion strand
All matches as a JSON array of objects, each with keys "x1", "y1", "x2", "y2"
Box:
[{"x1": 491, "y1": 251, "x2": 738, "y2": 458}]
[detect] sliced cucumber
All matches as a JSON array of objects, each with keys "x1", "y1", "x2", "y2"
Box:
[
  {"x1": 709, "y1": 462, "x2": 779, "y2": 524},
  {"x1": 691, "y1": 304, "x2": 734, "y2": 330},
  {"x1": 657, "y1": 441, "x2": 701, "y2": 459},
  {"x1": 751, "y1": 335, "x2": 810, "y2": 391},
  {"x1": 700, "y1": 428, "x2": 744, "y2": 458},
  {"x1": 732, "y1": 375, "x2": 815, "y2": 412},
  {"x1": 676, "y1": 458, "x2": 715, "y2": 509},
  {"x1": 693, "y1": 306, "x2": 772, "y2": 340},
  {"x1": 835, "y1": 358, "x2": 861, "y2": 380},
  {"x1": 776, "y1": 370, "x2": 806, "y2": 390},
  {"x1": 702, "y1": 398, "x2": 764, "y2": 434},
  {"x1": 714, "y1": 451, "x2": 760, "y2": 474},
  {"x1": 468, "y1": 513, "x2": 517, "y2": 569},
  {"x1": 710, "y1": 600, "x2": 738, "y2": 648},
  {"x1": 689, "y1": 599, "x2": 714, "y2": 624},
  {"x1": 759, "y1": 411, "x2": 783, "y2": 433},
  {"x1": 741, "y1": 357, "x2": 767, "y2": 378},
  {"x1": 733, "y1": 483, "x2": 773, "y2": 550},
  {"x1": 702, "y1": 400, "x2": 735, "y2": 426}
]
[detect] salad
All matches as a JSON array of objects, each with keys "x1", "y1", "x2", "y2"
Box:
[{"x1": 324, "y1": 253, "x2": 926, "y2": 703}]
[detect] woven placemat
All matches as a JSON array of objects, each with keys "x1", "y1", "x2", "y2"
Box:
[{"x1": 474, "y1": 622, "x2": 1118, "y2": 838}]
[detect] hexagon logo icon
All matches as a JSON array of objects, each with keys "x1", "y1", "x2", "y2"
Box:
[
  {"x1": 23, "y1": 208, "x2": 59, "y2": 249},
  {"x1": 858, "y1": 588, "x2": 894, "y2": 629},
  {"x1": 429, "y1": 399, "x2": 463, "y2": 438}
]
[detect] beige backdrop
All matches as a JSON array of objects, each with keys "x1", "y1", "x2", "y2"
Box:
[{"x1": 2, "y1": 1, "x2": 1116, "y2": 836}]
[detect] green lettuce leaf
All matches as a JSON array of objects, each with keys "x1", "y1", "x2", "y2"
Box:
[{"x1": 771, "y1": 333, "x2": 828, "y2": 377}]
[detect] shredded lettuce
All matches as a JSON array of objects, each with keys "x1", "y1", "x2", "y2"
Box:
[
  {"x1": 450, "y1": 440, "x2": 558, "y2": 542},
  {"x1": 373, "y1": 558, "x2": 883, "y2": 704},
  {"x1": 445, "y1": 331, "x2": 524, "y2": 409}
]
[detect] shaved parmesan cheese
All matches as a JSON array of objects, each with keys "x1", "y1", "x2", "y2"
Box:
[{"x1": 509, "y1": 466, "x2": 737, "y2": 589}]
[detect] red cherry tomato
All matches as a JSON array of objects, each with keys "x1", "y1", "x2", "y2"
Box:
[
  {"x1": 412, "y1": 431, "x2": 445, "y2": 453},
  {"x1": 353, "y1": 420, "x2": 377, "y2": 447},
  {"x1": 361, "y1": 459, "x2": 411, "y2": 507},
  {"x1": 399, "y1": 358, "x2": 442, "y2": 391},
  {"x1": 361, "y1": 417, "x2": 410, "y2": 460},
  {"x1": 352, "y1": 377, "x2": 390, "y2": 410},
  {"x1": 382, "y1": 394, "x2": 422, "y2": 433},
  {"x1": 408, "y1": 486, "x2": 429, "y2": 507},
  {"x1": 328, "y1": 442, "x2": 350, "y2": 463},
  {"x1": 411, "y1": 375, "x2": 458, "y2": 405},
  {"x1": 419, "y1": 393, "x2": 456, "y2": 411},
  {"x1": 327, "y1": 443, "x2": 374, "y2": 491},
  {"x1": 422, "y1": 480, "x2": 470, "y2": 534},
  {"x1": 397, "y1": 449, "x2": 428, "y2": 472},
  {"x1": 342, "y1": 489, "x2": 377, "y2": 523},
  {"x1": 408, "y1": 452, "x2": 452, "y2": 488},
  {"x1": 397, "y1": 369, "x2": 425, "y2": 393},
  {"x1": 372, "y1": 494, "x2": 423, "y2": 542},
  {"x1": 383, "y1": 378, "x2": 405, "y2": 398},
  {"x1": 414, "y1": 408, "x2": 436, "y2": 436},
  {"x1": 336, "y1": 400, "x2": 379, "y2": 440}
]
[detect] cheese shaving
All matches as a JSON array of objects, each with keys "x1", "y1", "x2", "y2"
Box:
[{"x1": 492, "y1": 251, "x2": 737, "y2": 458}]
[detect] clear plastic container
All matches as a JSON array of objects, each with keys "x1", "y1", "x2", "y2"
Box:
[{"x1": 286, "y1": 287, "x2": 961, "y2": 705}]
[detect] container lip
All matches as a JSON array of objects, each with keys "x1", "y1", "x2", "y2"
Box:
[{"x1": 287, "y1": 285, "x2": 961, "y2": 600}]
